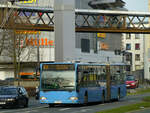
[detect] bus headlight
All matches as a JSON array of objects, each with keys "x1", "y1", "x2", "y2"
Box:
[
  {"x1": 40, "y1": 97, "x2": 47, "y2": 100},
  {"x1": 69, "y1": 97, "x2": 78, "y2": 100}
]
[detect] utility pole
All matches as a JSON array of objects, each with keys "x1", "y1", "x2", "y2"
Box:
[
  {"x1": 13, "y1": 30, "x2": 17, "y2": 83},
  {"x1": 106, "y1": 57, "x2": 111, "y2": 102},
  {"x1": 106, "y1": 64, "x2": 111, "y2": 102},
  {"x1": 36, "y1": 32, "x2": 40, "y2": 76}
]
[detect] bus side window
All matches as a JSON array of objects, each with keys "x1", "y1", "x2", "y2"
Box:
[
  {"x1": 77, "y1": 66, "x2": 88, "y2": 87},
  {"x1": 119, "y1": 66, "x2": 126, "y2": 83},
  {"x1": 97, "y1": 66, "x2": 106, "y2": 87},
  {"x1": 82, "y1": 71, "x2": 88, "y2": 87}
]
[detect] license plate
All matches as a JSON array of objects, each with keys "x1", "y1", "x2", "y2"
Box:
[
  {"x1": 54, "y1": 101, "x2": 62, "y2": 104},
  {"x1": 126, "y1": 85, "x2": 130, "y2": 87},
  {"x1": 0, "y1": 102, "x2": 6, "y2": 105}
]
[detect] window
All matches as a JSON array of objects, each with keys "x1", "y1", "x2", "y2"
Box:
[
  {"x1": 135, "y1": 34, "x2": 140, "y2": 39},
  {"x1": 135, "y1": 54, "x2": 140, "y2": 61},
  {"x1": 135, "y1": 65, "x2": 141, "y2": 70},
  {"x1": 126, "y1": 43, "x2": 131, "y2": 50},
  {"x1": 81, "y1": 39, "x2": 90, "y2": 53},
  {"x1": 126, "y1": 54, "x2": 131, "y2": 61},
  {"x1": 126, "y1": 65, "x2": 131, "y2": 71},
  {"x1": 110, "y1": 66, "x2": 125, "y2": 85},
  {"x1": 77, "y1": 65, "x2": 103, "y2": 87},
  {"x1": 126, "y1": 33, "x2": 131, "y2": 39},
  {"x1": 135, "y1": 43, "x2": 140, "y2": 50}
]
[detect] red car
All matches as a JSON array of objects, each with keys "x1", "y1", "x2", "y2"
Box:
[{"x1": 126, "y1": 75, "x2": 139, "y2": 89}]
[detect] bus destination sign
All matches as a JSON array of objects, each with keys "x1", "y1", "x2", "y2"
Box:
[{"x1": 43, "y1": 64, "x2": 74, "y2": 70}]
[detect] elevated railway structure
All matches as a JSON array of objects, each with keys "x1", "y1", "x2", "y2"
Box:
[{"x1": 0, "y1": 6, "x2": 150, "y2": 33}]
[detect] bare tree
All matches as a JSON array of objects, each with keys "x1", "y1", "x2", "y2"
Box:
[
  {"x1": 0, "y1": 29, "x2": 37, "y2": 83},
  {"x1": 0, "y1": 1, "x2": 39, "y2": 85}
]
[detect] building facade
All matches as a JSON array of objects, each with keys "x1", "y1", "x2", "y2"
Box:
[
  {"x1": 122, "y1": 22, "x2": 150, "y2": 80},
  {"x1": 122, "y1": 33, "x2": 144, "y2": 71},
  {"x1": 0, "y1": 0, "x2": 124, "y2": 80}
]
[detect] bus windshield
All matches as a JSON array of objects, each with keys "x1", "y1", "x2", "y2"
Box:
[{"x1": 41, "y1": 70, "x2": 75, "y2": 91}]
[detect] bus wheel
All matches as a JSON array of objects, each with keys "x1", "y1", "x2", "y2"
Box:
[
  {"x1": 49, "y1": 104, "x2": 54, "y2": 107},
  {"x1": 84, "y1": 94, "x2": 88, "y2": 104}
]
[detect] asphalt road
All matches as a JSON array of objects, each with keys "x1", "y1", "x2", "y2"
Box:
[{"x1": 0, "y1": 93, "x2": 150, "y2": 113}]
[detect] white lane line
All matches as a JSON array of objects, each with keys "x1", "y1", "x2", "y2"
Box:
[
  {"x1": 24, "y1": 109, "x2": 39, "y2": 113},
  {"x1": 80, "y1": 109, "x2": 92, "y2": 112},
  {"x1": 59, "y1": 108, "x2": 71, "y2": 111}
]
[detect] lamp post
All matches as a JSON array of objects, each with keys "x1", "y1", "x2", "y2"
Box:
[{"x1": 36, "y1": 31, "x2": 40, "y2": 76}]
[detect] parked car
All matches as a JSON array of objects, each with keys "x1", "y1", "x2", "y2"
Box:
[
  {"x1": 126, "y1": 75, "x2": 139, "y2": 89},
  {"x1": 0, "y1": 86, "x2": 29, "y2": 108}
]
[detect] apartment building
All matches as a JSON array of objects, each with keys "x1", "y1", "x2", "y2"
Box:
[{"x1": 122, "y1": 33, "x2": 144, "y2": 71}]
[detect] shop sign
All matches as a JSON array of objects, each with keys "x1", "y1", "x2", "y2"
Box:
[
  {"x1": 97, "y1": 33, "x2": 106, "y2": 38},
  {"x1": 20, "y1": 0, "x2": 37, "y2": 4}
]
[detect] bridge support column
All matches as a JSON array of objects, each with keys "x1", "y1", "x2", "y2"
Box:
[{"x1": 54, "y1": 0, "x2": 75, "y2": 62}]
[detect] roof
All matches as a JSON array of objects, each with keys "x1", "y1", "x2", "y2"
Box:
[
  {"x1": 88, "y1": 0, "x2": 125, "y2": 9},
  {"x1": 41, "y1": 62, "x2": 128, "y2": 66}
]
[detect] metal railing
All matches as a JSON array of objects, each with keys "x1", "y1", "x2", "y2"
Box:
[{"x1": 0, "y1": 6, "x2": 150, "y2": 33}]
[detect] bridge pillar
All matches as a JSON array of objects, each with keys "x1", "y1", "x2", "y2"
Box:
[{"x1": 54, "y1": 0, "x2": 75, "y2": 62}]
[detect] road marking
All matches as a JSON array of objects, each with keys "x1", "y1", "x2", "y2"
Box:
[
  {"x1": 80, "y1": 109, "x2": 92, "y2": 112},
  {"x1": 59, "y1": 108, "x2": 71, "y2": 111},
  {"x1": 24, "y1": 109, "x2": 39, "y2": 113}
]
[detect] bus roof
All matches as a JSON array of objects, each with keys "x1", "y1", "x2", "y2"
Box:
[{"x1": 40, "y1": 62, "x2": 128, "y2": 66}]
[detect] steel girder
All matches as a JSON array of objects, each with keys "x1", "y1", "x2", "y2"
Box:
[{"x1": 0, "y1": 6, "x2": 150, "y2": 33}]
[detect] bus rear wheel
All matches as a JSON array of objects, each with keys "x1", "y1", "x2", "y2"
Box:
[{"x1": 49, "y1": 104, "x2": 55, "y2": 107}]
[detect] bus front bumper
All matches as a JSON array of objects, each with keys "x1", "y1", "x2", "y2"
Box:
[{"x1": 40, "y1": 96, "x2": 80, "y2": 104}]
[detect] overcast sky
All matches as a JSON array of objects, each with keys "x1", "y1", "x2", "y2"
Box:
[{"x1": 124, "y1": 0, "x2": 148, "y2": 12}]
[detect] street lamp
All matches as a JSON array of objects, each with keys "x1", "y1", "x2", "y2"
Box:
[{"x1": 36, "y1": 31, "x2": 40, "y2": 77}]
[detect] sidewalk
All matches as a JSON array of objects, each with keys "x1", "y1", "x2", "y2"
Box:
[{"x1": 29, "y1": 97, "x2": 41, "y2": 107}]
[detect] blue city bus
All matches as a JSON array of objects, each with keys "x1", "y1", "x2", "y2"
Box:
[{"x1": 39, "y1": 63, "x2": 126, "y2": 106}]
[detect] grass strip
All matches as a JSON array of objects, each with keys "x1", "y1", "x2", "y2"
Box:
[
  {"x1": 143, "y1": 96, "x2": 150, "y2": 102},
  {"x1": 127, "y1": 88, "x2": 150, "y2": 96},
  {"x1": 96, "y1": 102, "x2": 150, "y2": 113}
]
